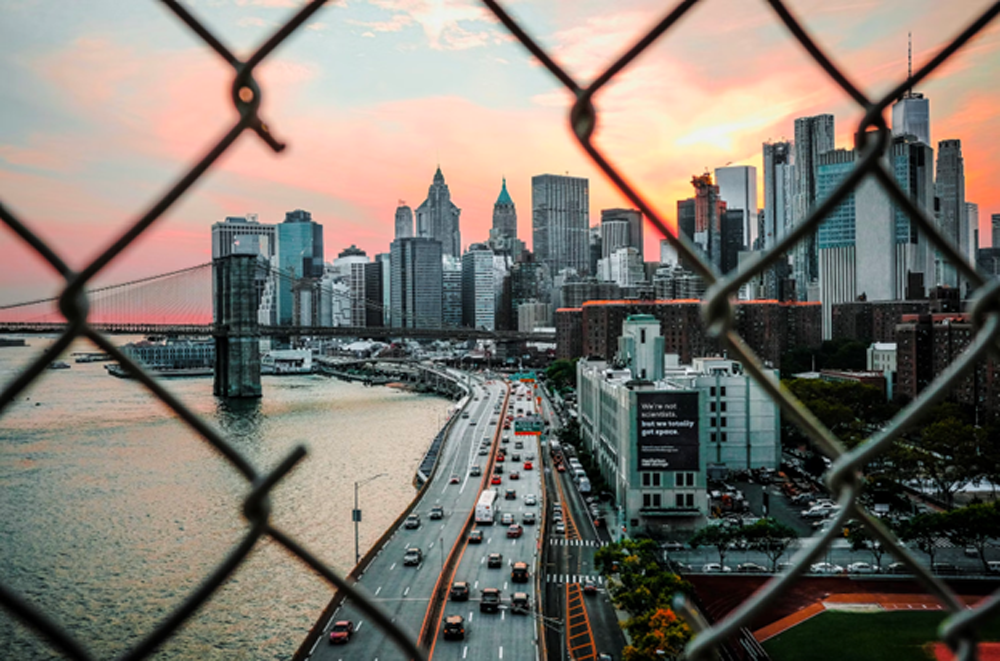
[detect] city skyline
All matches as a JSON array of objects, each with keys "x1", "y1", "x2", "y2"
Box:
[{"x1": 2, "y1": 0, "x2": 1000, "y2": 304}]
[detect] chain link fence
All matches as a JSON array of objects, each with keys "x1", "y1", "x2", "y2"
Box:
[{"x1": 2, "y1": 0, "x2": 1000, "y2": 659}]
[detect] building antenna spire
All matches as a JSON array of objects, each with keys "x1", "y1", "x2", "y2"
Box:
[{"x1": 907, "y1": 32, "x2": 913, "y2": 97}]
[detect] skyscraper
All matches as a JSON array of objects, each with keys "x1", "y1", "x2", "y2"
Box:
[
  {"x1": 390, "y1": 237, "x2": 443, "y2": 329},
  {"x1": 212, "y1": 214, "x2": 275, "y2": 260},
  {"x1": 966, "y1": 202, "x2": 979, "y2": 263},
  {"x1": 276, "y1": 209, "x2": 324, "y2": 325},
  {"x1": 442, "y1": 255, "x2": 462, "y2": 328},
  {"x1": 793, "y1": 114, "x2": 836, "y2": 300},
  {"x1": 992, "y1": 213, "x2": 1000, "y2": 248},
  {"x1": 492, "y1": 178, "x2": 517, "y2": 244},
  {"x1": 462, "y1": 243, "x2": 496, "y2": 330},
  {"x1": 714, "y1": 165, "x2": 757, "y2": 249},
  {"x1": 935, "y1": 139, "x2": 966, "y2": 288},
  {"x1": 532, "y1": 174, "x2": 590, "y2": 276},
  {"x1": 600, "y1": 208, "x2": 643, "y2": 259},
  {"x1": 415, "y1": 167, "x2": 461, "y2": 257},
  {"x1": 892, "y1": 35, "x2": 931, "y2": 146},
  {"x1": 395, "y1": 203, "x2": 414, "y2": 240}
]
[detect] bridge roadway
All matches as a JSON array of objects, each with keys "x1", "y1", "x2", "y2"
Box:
[
  {"x1": 308, "y1": 375, "x2": 509, "y2": 661},
  {"x1": 429, "y1": 386, "x2": 546, "y2": 661}
]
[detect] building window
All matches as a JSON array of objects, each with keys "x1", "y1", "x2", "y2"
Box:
[
  {"x1": 653, "y1": 493, "x2": 662, "y2": 507},
  {"x1": 721, "y1": 417, "x2": 727, "y2": 427},
  {"x1": 709, "y1": 387, "x2": 716, "y2": 396},
  {"x1": 709, "y1": 402, "x2": 716, "y2": 412},
  {"x1": 675, "y1": 493, "x2": 694, "y2": 508},
  {"x1": 652, "y1": 473, "x2": 661, "y2": 487},
  {"x1": 720, "y1": 402, "x2": 727, "y2": 412},
  {"x1": 640, "y1": 329, "x2": 646, "y2": 342},
  {"x1": 643, "y1": 493, "x2": 652, "y2": 507},
  {"x1": 721, "y1": 432, "x2": 728, "y2": 442},
  {"x1": 642, "y1": 473, "x2": 650, "y2": 487},
  {"x1": 711, "y1": 432, "x2": 717, "y2": 443},
  {"x1": 686, "y1": 473, "x2": 695, "y2": 487},
  {"x1": 720, "y1": 387, "x2": 727, "y2": 396}
]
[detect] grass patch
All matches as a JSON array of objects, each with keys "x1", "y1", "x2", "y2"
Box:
[{"x1": 764, "y1": 611, "x2": 1000, "y2": 661}]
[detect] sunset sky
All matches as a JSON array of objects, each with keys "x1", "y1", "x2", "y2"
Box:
[{"x1": 1, "y1": 0, "x2": 999, "y2": 306}]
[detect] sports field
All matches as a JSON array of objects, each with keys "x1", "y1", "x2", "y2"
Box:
[{"x1": 763, "y1": 611, "x2": 1000, "y2": 661}]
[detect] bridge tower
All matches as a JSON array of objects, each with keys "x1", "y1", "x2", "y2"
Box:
[{"x1": 213, "y1": 254, "x2": 262, "y2": 398}]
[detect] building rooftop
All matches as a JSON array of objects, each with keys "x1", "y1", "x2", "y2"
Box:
[{"x1": 495, "y1": 177, "x2": 513, "y2": 206}]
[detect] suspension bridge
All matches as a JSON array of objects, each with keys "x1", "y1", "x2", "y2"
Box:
[{"x1": 0, "y1": 262, "x2": 555, "y2": 343}]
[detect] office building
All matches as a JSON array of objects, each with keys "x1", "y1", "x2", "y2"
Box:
[
  {"x1": 967, "y1": 202, "x2": 979, "y2": 263},
  {"x1": 377, "y1": 253, "x2": 392, "y2": 326},
  {"x1": 492, "y1": 178, "x2": 517, "y2": 245},
  {"x1": 576, "y1": 315, "x2": 781, "y2": 536},
  {"x1": 276, "y1": 209, "x2": 324, "y2": 325},
  {"x1": 793, "y1": 114, "x2": 836, "y2": 300},
  {"x1": 364, "y1": 260, "x2": 383, "y2": 327},
  {"x1": 212, "y1": 214, "x2": 275, "y2": 260},
  {"x1": 390, "y1": 237, "x2": 443, "y2": 329},
  {"x1": 601, "y1": 208, "x2": 643, "y2": 258},
  {"x1": 934, "y1": 139, "x2": 966, "y2": 288},
  {"x1": 395, "y1": 203, "x2": 414, "y2": 240},
  {"x1": 462, "y1": 243, "x2": 496, "y2": 330},
  {"x1": 993, "y1": 213, "x2": 1000, "y2": 248},
  {"x1": 714, "y1": 165, "x2": 757, "y2": 249},
  {"x1": 532, "y1": 174, "x2": 590, "y2": 275},
  {"x1": 762, "y1": 141, "x2": 795, "y2": 297},
  {"x1": 416, "y1": 167, "x2": 461, "y2": 257},
  {"x1": 517, "y1": 301, "x2": 552, "y2": 332},
  {"x1": 442, "y1": 255, "x2": 462, "y2": 328}
]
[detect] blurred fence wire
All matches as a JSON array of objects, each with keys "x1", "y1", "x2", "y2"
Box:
[{"x1": 2, "y1": 0, "x2": 1000, "y2": 660}]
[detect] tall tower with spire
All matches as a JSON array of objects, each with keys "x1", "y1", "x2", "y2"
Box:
[
  {"x1": 892, "y1": 33, "x2": 930, "y2": 145},
  {"x1": 415, "y1": 167, "x2": 462, "y2": 257},
  {"x1": 491, "y1": 177, "x2": 518, "y2": 247}
]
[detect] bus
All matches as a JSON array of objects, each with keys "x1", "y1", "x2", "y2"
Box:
[{"x1": 475, "y1": 489, "x2": 499, "y2": 524}]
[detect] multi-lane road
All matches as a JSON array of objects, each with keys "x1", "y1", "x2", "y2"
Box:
[{"x1": 309, "y1": 375, "x2": 508, "y2": 661}]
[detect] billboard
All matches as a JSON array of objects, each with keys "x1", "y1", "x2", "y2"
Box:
[{"x1": 635, "y1": 391, "x2": 700, "y2": 471}]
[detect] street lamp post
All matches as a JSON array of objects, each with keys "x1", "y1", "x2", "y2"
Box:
[{"x1": 354, "y1": 472, "x2": 387, "y2": 566}]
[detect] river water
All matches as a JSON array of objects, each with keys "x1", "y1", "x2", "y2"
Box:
[{"x1": 0, "y1": 337, "x2": 453, "y2": 660}]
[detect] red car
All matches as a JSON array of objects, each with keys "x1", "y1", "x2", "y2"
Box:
[
  {"x1": 496, "y1": 454, "x2": 505, "y2": 462},
  {"x1": 491, "y1": 475, "x2": 502, "y2": 485},
  {"x1": 583, "y1": 580, "x2": 598, "y2": 596},
  {"x1": 329, "y1": 620, "x2": 355, "y2": 644},
  {"x1": 556, "y1": 464, "x2": 566, "y2": 473},
  {"x1": 523, "y1": 461, "x2": 533, "y2": 470},
  {"x1": 509, "y1": 471, "x2": 520, "y2": 480},
  {"x1": 449, "y1": 474, "x2": 460, "y2": 484},
  {"x1": 507, "y1": 524, "x2": 523, "y2": 538}
]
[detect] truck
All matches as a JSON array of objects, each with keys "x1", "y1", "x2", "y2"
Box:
[{"x1": 475, "y1": 489, "x2": 499, "y2": 524}]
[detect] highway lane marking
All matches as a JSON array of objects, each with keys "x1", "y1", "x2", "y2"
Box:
[
  {"x1": 501, "y1": 610, "x2": 505, "y2": 621},
  {"x1": 463, "y1": 646, "x2": 468, "y2": 659},
  {"x1": 390, "y1": 562, "x2": 396, "y2": 570},
  {"x1": 375, "y1": 586, "x2": 382, "y2": 596},
  {"x1": 474, "y1": 580, "x2": 479, "y2": 589},
  {"x1": 503, "y1": 581, "x2": 508, "y2": 590},
  {"x1": 499, "y1": 645, "x2": 504, "y2": 658},
  {"x1": 469, "y1": 611, "x2": 473, "y2": 622},
  {"x1": 356, "y1": 620, "x2": 364, "y2": 631},
  {"x1": 403, "y1": 587, "x2": 410, "y2": 596}
]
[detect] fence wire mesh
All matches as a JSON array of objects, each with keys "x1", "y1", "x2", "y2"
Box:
[{"x1": 1, "y1": 0, "x2": 999, "y2": 659}]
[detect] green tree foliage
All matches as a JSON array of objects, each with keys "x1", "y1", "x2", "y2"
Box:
[
  {"x1": 782, "y1": 378, "x2": 898, "y2": 450},
  {"x1": 743, "y1": 518, "x2": 799, "y2": 571},
  {"x1": 898, "y1": 511, "x2": 947, "y2": 566},
  {"x1": 545, "y1": 358, "x2": 578, "y2": 392},
  {"x1": 622, "y1": 608, "x2": 692, "y2": 661},
  {"x1": 595, "y1": 539, "x2": 692, "y2": 657},
  {"x1": 556, "y1": 418, "x2": 581, "y2": 446},
  {"x1": 913, "y1": 415, "x2": 982, "y2": 508},
  {"x1": 687, "y1": 524, "x2": 739, "y2": 566},
  {"x1": 845, "y1": 520, "x2": 891, "y2": 569},
  {"x1": 941, "y1": 502, "x2": 1000, "y2": 573},
  {"x1": 780, "y1": 338, "x2": 870, "y2": 375}
]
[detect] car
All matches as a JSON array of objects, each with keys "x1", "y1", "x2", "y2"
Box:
[
  {"x1": 487, "y1": 552, "x2": 503, "y2": 568},
  {"x1": 556, "y1": 464, "x2": 566, "y2": 473},
  {"x1": 430, "y1": 505, "x2": 444, "y2": 520},
  {"x1": 802, "y1": 504, "x2": 840, "y2": 519},
  {"x1": 661, "y1": 541, "x2": 685, "y2": 552},
  {"x1": 847, "y1": 562, "x2": 875, "y2": 574},
  {"x1": 450, "y1": 581, "x2": 470, "y2": 601},
  {"x1": 502, "y1": 436, "x2": 510, "y2": 443},
  {"x1": 554, "y1": 523, "x2": 566, "y2": 535},
  {"x1": 505, "y1": 488, "x2": 517, "y2": 500},
  {"x1": 462, "y1": 412, "x2": 470, "y2": 419},
  {"x1": 702, "y1": 563, "x2": 732, "y2": 573},
  {"x1": 469, "y1": 421, "x2": 477, "y2": 425},
  {"x1": 449, "y1": 474, "x2": 460, "y2": 484},
  {"x1": 470, "y1": 465, "x2": 481, "y2": 476},
  {"x1": 507, "y1": 524, "x2": 524, "y2": 538},
  {"x1": 480, "y1": 587, "x2": 501, "y2": 613},
  {"x1": 524, "y1": 494, "x2": 537, "y2": 506},
  {"x1": 886, "y1": 562, "x2": 911, "y2": 574},
  {"x1": 509, "y1": 471, "x2": 520, "y2": 480},
  {"x1": 598, "y1": 655, "x2": 614, "y2": 661},
  {"x1": 809, "y1": 562, "x2": 844, "y2": 574},
  {"x1": 443, "y1": 615, "x2": 465, "y2": 640},
  {"x1": 501, "y1": 513, "x2": 514, "y2": 525},
  {"x1": 403, "y1": 547, "x2": 423, "y2": 566},
  {"x1": 495, "y1": 464, "x2": 504, "y2": 474},
  {"x1": 965, "y1": 546, "x2": 979, "y2": 558},
  {"x1": 582, "y1": 579, "x2": 598, "y2": 595},
  {"x1": 526, "y1": 453, "x2": 536, "y2": 460},
  {"x1": 496, "y1": 454, "x2": 505, "y2": 462},
  {"x1": 932, "y1": 562, "x2": 960, "y2": 575},
  {"x1": 511, "y1": 561, "x2": 529, "y2": 583},
  {"x1": 522, "y1": 512, "x2": 536, "y2": 525},
  {"x1": 515, "y1": 441, "x2": 524, "y2": 449},
  {"x1": 468, "y1": 529, "x2": 483, "y2": 544},
  {"x1": 552, "y1": 511, "x2": 563, "y2": 522},
  {"x1": 512, "y1": 453, "x2": 521, "y2": 461},
  {"x1": 736, "y1": 562, "x2": 768, "y2": 573},
  {"x1": 404, "y1": 514, "x2": 420, "y2": 529},
  {"x1": 491, "y1": 475, "x2": 502, "y2": 485},
  {"x1": 329, "y1": 620, "x2": 354, "y2": 644},
  {"x1": 523, "y1": 461, "x2": 533, "y2": 470},
  {"x1": 478, "y1": 448, "x2": 489, "y2": 456},
  {"x1": 511, "y1": 591, "x2": 530, "y2": 614}
]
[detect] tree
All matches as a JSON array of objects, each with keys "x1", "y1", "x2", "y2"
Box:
[
  {"x1": 688, "y1": 524, "x2": 740, "y2": 567},
  {"x1": 898, "y1": 511, "x2": 947, "y2": 567},
  {"x1": 941, "y1": 502, "x2": 1000, "y2": 574},
  {"x1": 915, "y1": 416, "x2": 982, "y2": 508},
  {"x1": 545, "y1": 358, "x2": 578, "y2": 391},
  {"x1": 622, "y1": 608, "x2": 692, "y2": 661},
  {"x1": 743, "y1": 518, "x2": 798, "y2": 571},
  {"x1": 846, "y1": 521, "x2": 891, "y2": 570}
]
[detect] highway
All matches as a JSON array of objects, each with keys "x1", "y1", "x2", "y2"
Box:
[
  {"x1": 430, "y1": 383, "x2": 546, "y2": 661},
  {"x1": 308, "y1": 374, "x2": 509, "y2": 661}
]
